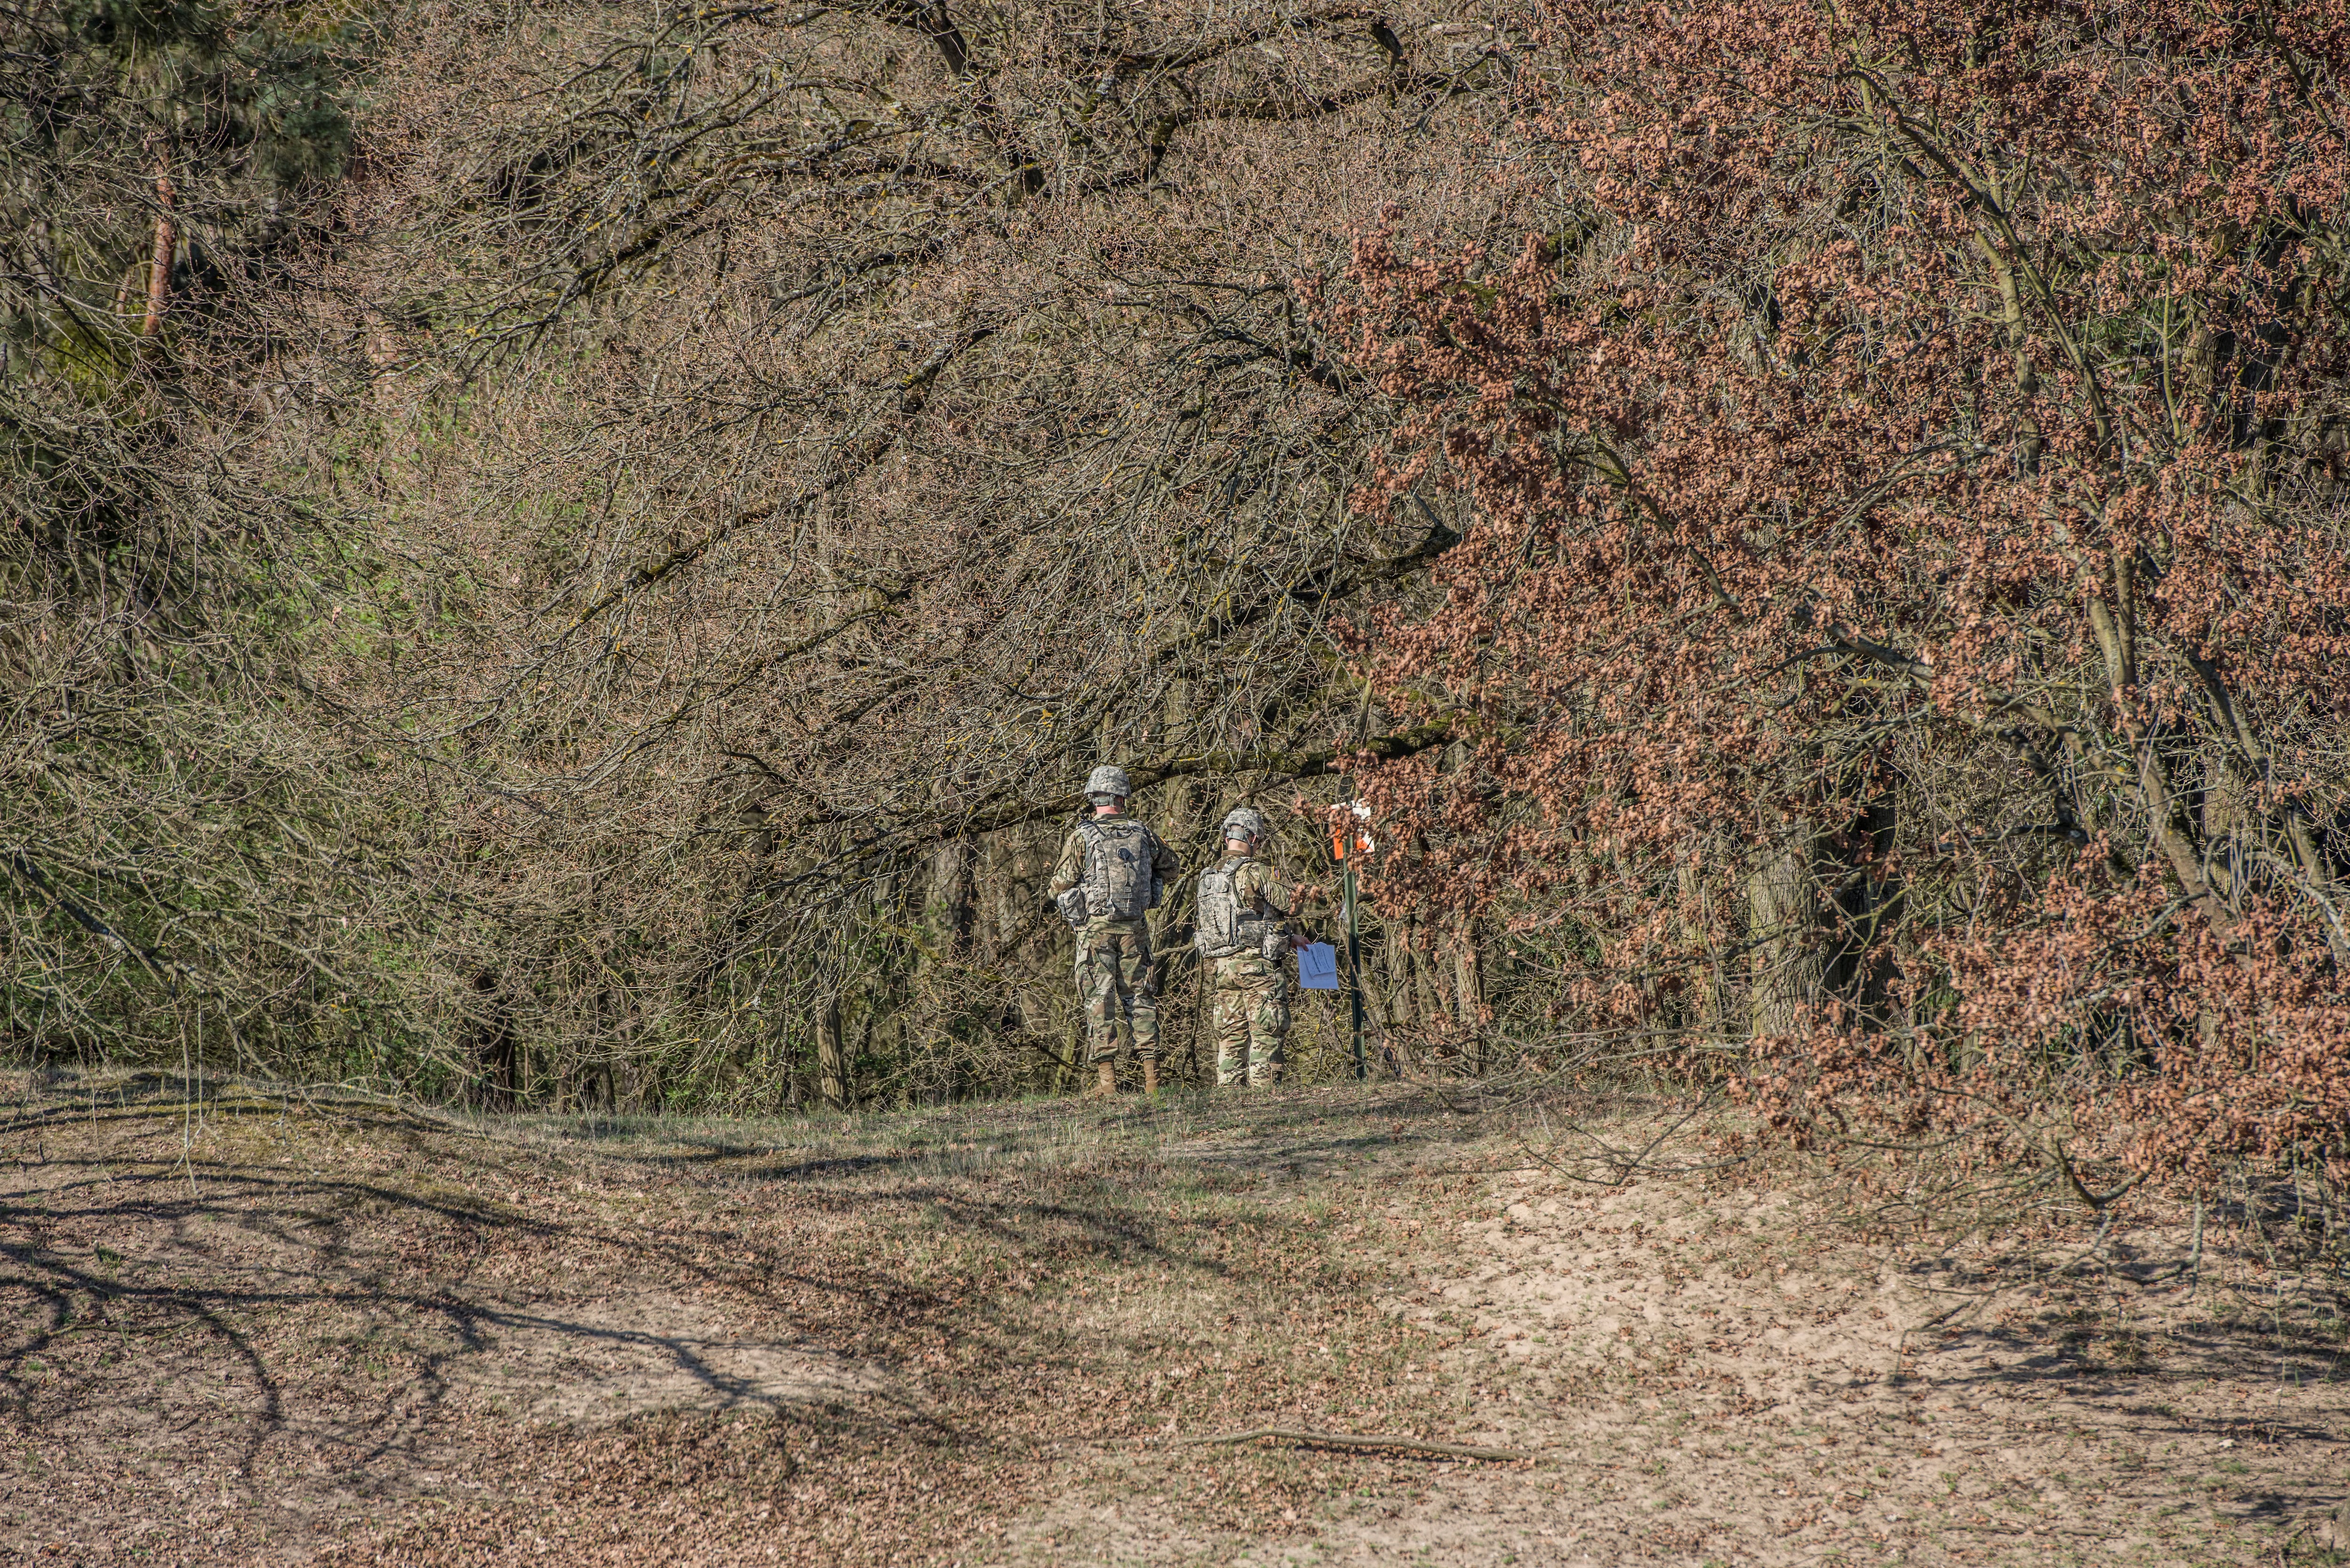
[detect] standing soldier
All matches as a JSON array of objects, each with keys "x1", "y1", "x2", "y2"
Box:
[
  {"x1": 1049, "y1": 765, "x2": 1182, "y2": 1096},
  {"x1": 1193, "y1": 807, "x2": 1317, "y2": 1089}
]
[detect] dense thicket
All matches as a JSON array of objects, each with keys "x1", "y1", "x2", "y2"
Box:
[
  {"x1": 7, "y1": 0, "x2": 2348, "y2": 1200},
  {"x1": 1, "y1": 0, "x2": 397, "y2": 1075},
  {"x1": 1340, "y1": 0, "x2": 2350, "y2": 1195},
  {"x1": 6, "y1": 0, "x2": 1516, "y2": 1104}
]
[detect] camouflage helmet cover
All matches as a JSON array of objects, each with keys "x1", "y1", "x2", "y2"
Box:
[
  {"x1": 1085, "y1": 764, "x2": 1131, "y2": 799},
  {"x1": 1219, "y1": 806, "x2": 1269, "y2": 845}
]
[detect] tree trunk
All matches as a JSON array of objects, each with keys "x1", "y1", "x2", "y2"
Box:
[
  {"x1": 467, "y1": 971, "x2": 519, "y2": 1110},
  {"x1": 1450, "y1": 921, "x2": 1484, "y2": 1071},
  {"x1": 1157, "y1": 679, "x2": 1202, "y2": 850},
  {"x1": 1409, "y1": 923, "x2": 1450, "y2": 1038},
  {"x1": 1677, "y1": 848, "x2": 1723, "y2": 1040},
  {"x1": 816, "y1": 990, "x2": 854, "y2": 1110},
  {"x1": 927, "y1": 835, "x2": 976, "y2": 1019},
  {"x1": 141, "y1": 139, "x2": 175, "y2": 339},
  {"x1": 1827, "y1": 799, "x2": 1901, "y2": 1019},
  {"x1": 1146, "y1": 679, "x2": 1198, "y2": 1056},
  {"x1": 931, "y1": 837, "x2": 975, "y2": 953},
  {"x1": 1386, "y1": 916, "x2": 1416, "y2": 1027},
  {"x1": 2199, "y1": 751, "x2": 2249, "y2": 907},
  {"x1": 983, "y1": 822, "x2": 1060, "y2": 1036},
  {"x1": 1363, "y1": 911, "x2": 1401, "y2": 1031},
  {"x1": 1747, "y1": 823, "x2": 1825, "y2": 1039},
  {"x1": 1448, "y1": 933, "x2": 1473, "y2": 1030}
]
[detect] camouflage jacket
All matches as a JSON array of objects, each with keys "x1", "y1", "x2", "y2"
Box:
[{"x1": 1225, "y1": 857, "x2": 1304, "y2": 921}]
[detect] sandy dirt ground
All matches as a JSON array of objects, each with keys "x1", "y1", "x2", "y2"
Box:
[{"x1": 2, "y1": 1071, "x2": 2344, "y2": 1566}]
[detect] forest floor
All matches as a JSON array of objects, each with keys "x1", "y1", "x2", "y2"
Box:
[{"x1": 2, "y1": 1068, "x2": 2346, "y2": 1568}]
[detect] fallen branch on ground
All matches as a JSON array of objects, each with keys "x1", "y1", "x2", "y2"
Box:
[{"x1": 1178, "y1": 1428, "x2": 1529, "y2": 1461}]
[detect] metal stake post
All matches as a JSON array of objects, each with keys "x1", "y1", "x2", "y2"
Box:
[{"x1": 1344, "y1": 861, "x2": 1365, "y2": 1081}]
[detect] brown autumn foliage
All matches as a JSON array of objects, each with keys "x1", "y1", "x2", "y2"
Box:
[{"x1": 1331, "y1": 0, "x2": 2350, "y2": 1194}]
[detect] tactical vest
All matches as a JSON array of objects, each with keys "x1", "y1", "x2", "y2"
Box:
[
  {"x1": 1078, "y1": 817, "x2": 1159, "y2": 920},
  {"x1": 1193, "y1": 855, "x2": 1269, "y2": 959}
]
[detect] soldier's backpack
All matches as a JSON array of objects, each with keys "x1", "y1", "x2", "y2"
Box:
[
  {"x1": 1193, "y1": 856, "x2": 1269, "y2": 959},
  {"x1": 1078, "y1": 817, "x2": 1160, "y2": 920}
]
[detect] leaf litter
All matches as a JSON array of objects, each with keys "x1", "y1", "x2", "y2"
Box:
[{"x1": 3, "y1": 1072, "x2": 2343, "y2": 1564}]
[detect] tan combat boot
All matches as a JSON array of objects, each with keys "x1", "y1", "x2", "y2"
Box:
[
  {"x1": 1089, "y1": 1059, "x2": 1117, "y2": 1097},
  {"x1": 1142, "y1": 1057, "x2": 1159, "y2": 1096}
]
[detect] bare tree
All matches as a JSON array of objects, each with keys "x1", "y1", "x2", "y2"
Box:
[{"x1": 301, "y1": 0, "x2": 1520, "y2": 1104}]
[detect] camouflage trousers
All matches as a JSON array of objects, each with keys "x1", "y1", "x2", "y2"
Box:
[
  {"x1": 1077, "y1": 918, "x2": 1159, "y2": 1064},
  {"x1": 1212, "y1": 953, "x2": 1288, "y2": 1087}
]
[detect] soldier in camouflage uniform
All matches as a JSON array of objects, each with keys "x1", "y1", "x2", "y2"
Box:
[
  {"x1": 1193, "y1": 806, "x2": 1318, "y2": 1089},
  {"x1": 1049, "y1": 765, "x2": 1183, "y2": 1096}
]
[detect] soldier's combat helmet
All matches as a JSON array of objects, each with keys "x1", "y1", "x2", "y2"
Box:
[
  {"x1": 1219, "y1": 806, "x2": 1269, "y2": 846},
  {"x1": 1085, "y1": 764, "x2": 1131, "y2": 803}
]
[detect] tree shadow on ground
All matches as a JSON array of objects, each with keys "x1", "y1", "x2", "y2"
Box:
[{"x1": 2, "y1": 1071, "x2": 1438, "y2": 1544}]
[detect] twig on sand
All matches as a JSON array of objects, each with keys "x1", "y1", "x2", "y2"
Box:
[{"x1": 1178, "y1": 1428, "x2": 1529, "y2": 1461}]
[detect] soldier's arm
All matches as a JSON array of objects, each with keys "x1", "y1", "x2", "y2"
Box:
[
  {"x1": 1236, "y1": 862, "x2": 1295, "y2": 916},
  {"x1": 1047, "y1": 830, "x2": 1086, "y2": 897},
  {"x1": 1150, "y1": 834, "x2": 1183, "y2": 882}
]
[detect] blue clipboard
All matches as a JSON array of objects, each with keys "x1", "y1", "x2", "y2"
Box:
[{"x1": 1296, "y1": 942, "x2": 1340, "y2": 990}]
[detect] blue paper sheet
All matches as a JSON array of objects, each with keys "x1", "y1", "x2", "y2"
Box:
[{"x1": 1297, "y1": 942, "x2": 1340, "y2": 990}]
